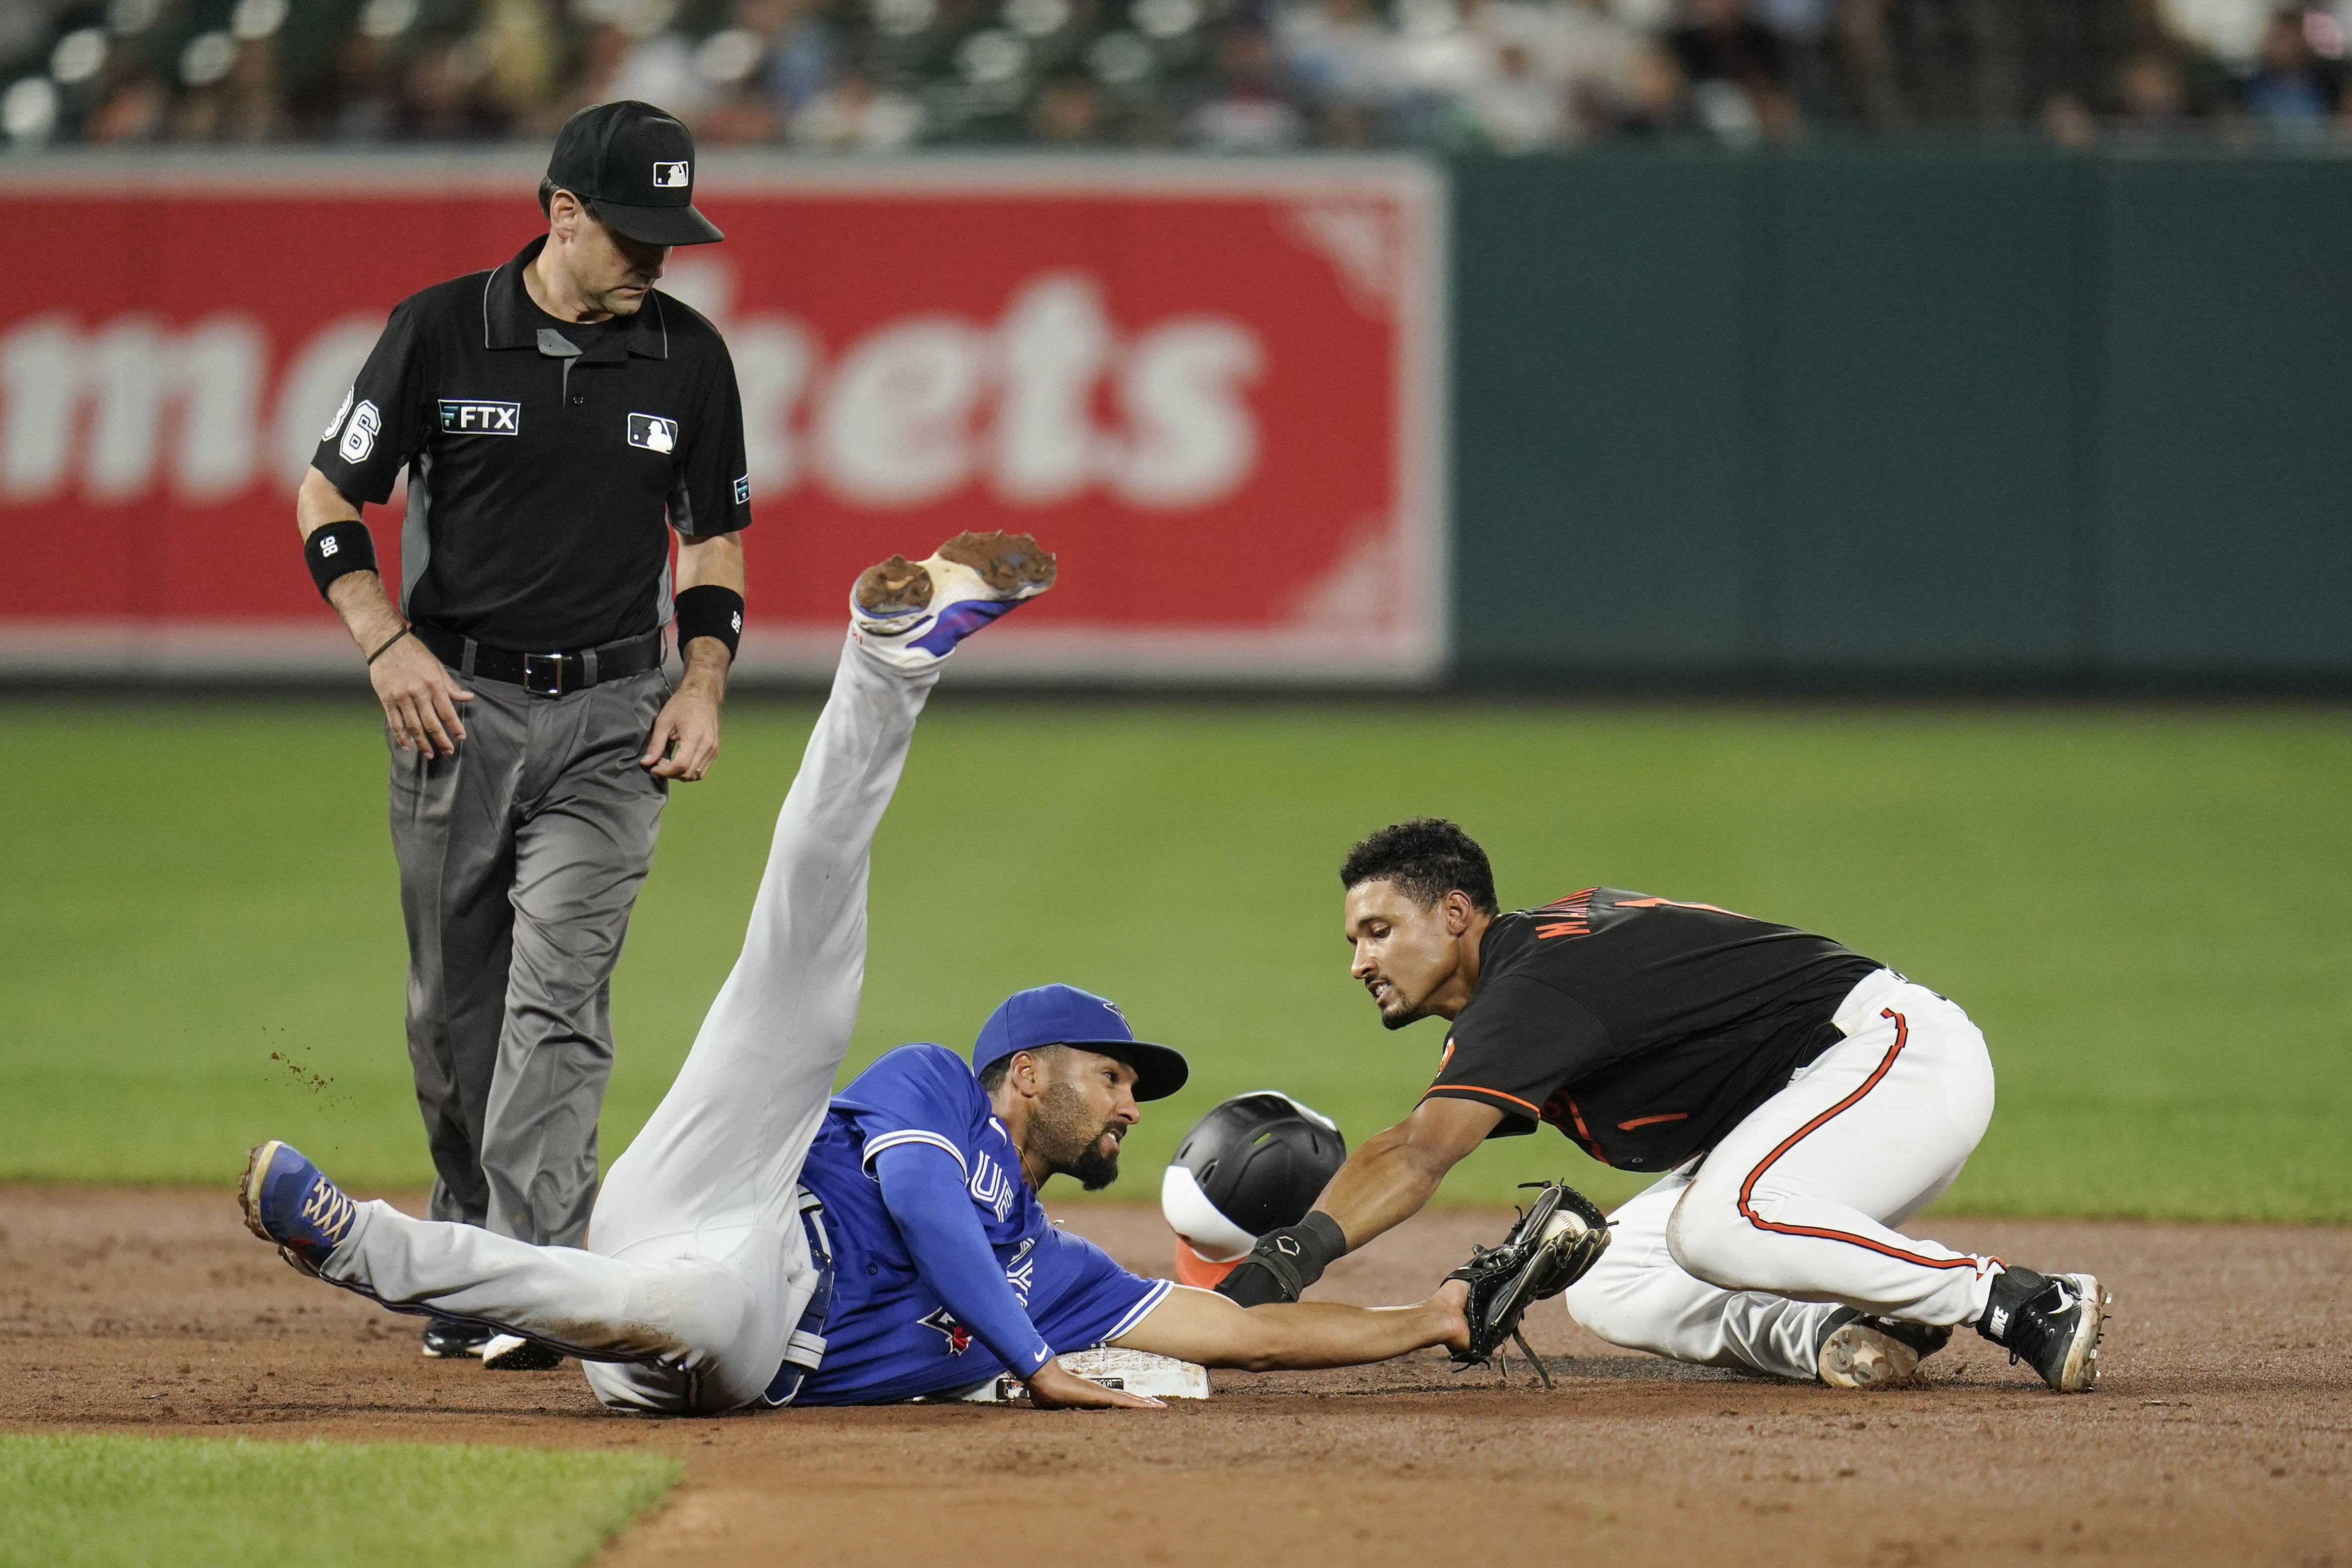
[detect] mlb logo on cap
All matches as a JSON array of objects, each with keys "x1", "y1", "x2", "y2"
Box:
[{"x1": 544, "y1": 100, "x2": 724, "y2": 246}]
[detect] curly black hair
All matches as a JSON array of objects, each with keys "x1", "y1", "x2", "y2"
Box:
[{"x1": 1337, "y1": 817, "x2": 1499, "y2": 915}]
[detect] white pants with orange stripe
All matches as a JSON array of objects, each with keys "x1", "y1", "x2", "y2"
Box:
[{"x1": 1559, "y1": 969, "x2": 1998, "y2": 1382}]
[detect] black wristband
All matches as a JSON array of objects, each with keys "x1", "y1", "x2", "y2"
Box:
[
  {"x1": 304, "y1": 520, "x2": 377, "y2": 600},
  {"x1": 674, "y1": 584, "x2": 744, "y2": 661},
  {"x1": 1214, "y1": 1211, "x2": 1350, "y2": 1307}
]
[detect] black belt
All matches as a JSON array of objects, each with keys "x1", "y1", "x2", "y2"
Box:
[{"x1": 413, "y1": 624, "x2": 663, "y2": 697}]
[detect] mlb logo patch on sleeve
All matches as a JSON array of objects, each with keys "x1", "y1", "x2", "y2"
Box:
[
  {"x1": 628, "y1": 413, "x2": 680, "y2": 453},
  {"x1": 653, "y1": 161, "x2": 690, "y2": 187},
  {"x1": 439, "y1": 400, "x2": 520, "y2": 435}
]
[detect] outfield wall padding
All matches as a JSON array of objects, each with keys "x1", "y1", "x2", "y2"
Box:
[{"x1": 1451, "y1": 148, "x2": 2352, "y2": 685}]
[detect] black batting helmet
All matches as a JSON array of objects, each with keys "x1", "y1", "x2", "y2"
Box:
[{"x1": 1160, "y1": 1092, "x2": 1348, "y2": 1265}]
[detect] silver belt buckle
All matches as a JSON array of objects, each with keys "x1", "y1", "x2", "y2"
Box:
[{"x1": 522, "y1": 651, "x2": 565, "y2": 696}]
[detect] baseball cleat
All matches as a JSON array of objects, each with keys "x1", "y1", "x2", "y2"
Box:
[
  {"x1": 1816, "y1": 1308, "x2": 1953, "y2": 1389},
  {"x1": 238, "y1": 1141, "x2": 360, "y2": 1277},
  {"x1": 481, "y1": 1333, "x2": 565, "y2": 1371},
  {"x1": 1978, "y1": 1266, "x2": 2106, "y2": 1393},
  {"x1": 849, "y1": 531, "x2": 1055, "y2": 670},
  {"x1": 422, "y1": 1317, "x2": 493, "y2": 1359}
]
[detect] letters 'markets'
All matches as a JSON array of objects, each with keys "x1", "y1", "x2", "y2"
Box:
[{"x1": 0, "y1": 268, "x2": 1265, "y2": 516}]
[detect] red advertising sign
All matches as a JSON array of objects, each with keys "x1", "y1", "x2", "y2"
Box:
[{"x1": 0, "y1": 156, "x2": 1444, "y2": 682}]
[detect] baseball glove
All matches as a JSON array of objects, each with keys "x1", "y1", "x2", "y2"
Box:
[{"x1": 1447, "y1": 1181, "x2": 1611, "y2": 1388}]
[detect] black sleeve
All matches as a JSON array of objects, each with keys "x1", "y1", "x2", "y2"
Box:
[
  {"x1": 312, "y1": 299, "x2": 429, "y2": 506},
  {"x1": 670, "y1": 334, "x2": 751, "y2": 538},
  {"x1": 1422, "y1": 975, "x2": 1615, "y2": 1139}
]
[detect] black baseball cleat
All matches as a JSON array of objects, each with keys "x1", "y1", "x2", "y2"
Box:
[
  {"x1": 1977, "y1": 1265, "x2": 2107, "y2": 1393},
  {"x1": 1816, "y1": 1308, "x2": 1953, "y2": 1388},
  {"x1": 422, "y1": 1317, "x2": 493, "y2": 1359}
]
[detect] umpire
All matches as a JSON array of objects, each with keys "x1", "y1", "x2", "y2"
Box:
[{"x1": 293, "y1": 101, "x2": 751, "y2": 1365}]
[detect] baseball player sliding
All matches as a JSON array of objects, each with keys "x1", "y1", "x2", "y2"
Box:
[
  {"x1": 1215, "y1": 818, "x2": 2110, "y2": 1396},
  {"x1": 239, "y1": 536, "x2": 1469, "y2": 1413}
]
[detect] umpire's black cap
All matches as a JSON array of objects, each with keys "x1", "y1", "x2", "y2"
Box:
[{"x1": 545, "y1": 100, "x2": 723, "y2": 247}]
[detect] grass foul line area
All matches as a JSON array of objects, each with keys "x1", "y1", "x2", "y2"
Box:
[{"x1": 0, "y1": 1432, "x2": 679, "y2": 1568}]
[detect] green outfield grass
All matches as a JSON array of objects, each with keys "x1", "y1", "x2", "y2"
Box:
[
  {"x1": 0, "y1": 1433, "x2": 678, "y2": 1568},
  {"x1": 0, "y1": 695, "x2": 2345, "y2": 1222}
]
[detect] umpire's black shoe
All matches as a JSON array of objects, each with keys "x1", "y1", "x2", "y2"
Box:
[
  {"x1": 1816, "y1": 1308, "x2": 1952, "y2": 1389},
  {"x1": 421, "y1": 1317, "x2": 493, "y2": 1359},
  {"x1": 1977, "y1": 1266, "x2": 2107, "y2": 1393}
]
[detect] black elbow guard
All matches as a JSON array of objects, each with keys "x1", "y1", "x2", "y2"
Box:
[
  {"x1": 674, "y1": 584, "x2": 745, "y2": 661},
  {"x1": 303, "y1": 520, "x2": 377, "y2": 600},
  {"x1": 1213, "y1": 1211, "x2": 1349, "y2": 1307}
]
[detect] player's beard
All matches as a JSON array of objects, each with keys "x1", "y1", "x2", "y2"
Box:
[
  {"x1": 1032, "y1": 1078, "x2": 1124, "y2": 1192},
  {"x1": 1370, "y1": 976, "x2": 1427, "y2": 1030}
]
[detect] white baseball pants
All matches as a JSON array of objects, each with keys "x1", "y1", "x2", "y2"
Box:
[
  {"x1": 319, "y1": 636, "x2": 938, "y2": 1413},
  {"x1": 1560, "y1": 969, "x2": 1999, "y2": 1382}
]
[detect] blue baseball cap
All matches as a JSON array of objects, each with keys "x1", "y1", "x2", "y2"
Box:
[{"x1": 972, "y1": 984, "x2": 1189, "y2": 1102}]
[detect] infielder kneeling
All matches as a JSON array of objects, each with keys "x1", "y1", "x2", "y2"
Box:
[
  {"x1": 1215, "y1": 818, "x2": 2108, "y2": 1395},
  {"x1": 239, "y1": 537, "x2": 1467, "y2": 1413}
]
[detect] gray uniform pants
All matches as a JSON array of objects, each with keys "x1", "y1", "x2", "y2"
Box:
[{"x1": 388, "y1": 666, "x2": 669, "y2": 1248}]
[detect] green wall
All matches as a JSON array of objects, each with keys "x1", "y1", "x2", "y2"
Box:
[{"x1": 1450, "y1": 148, "x2": 2352, "y2": 685}]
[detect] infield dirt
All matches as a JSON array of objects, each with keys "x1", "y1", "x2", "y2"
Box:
[{"x1": 1, "y1": 1188, "x2": 2344, "y2": 1568}]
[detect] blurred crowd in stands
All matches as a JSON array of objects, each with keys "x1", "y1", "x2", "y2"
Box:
[{"x1": 4, "y1": 0, "x2": 2351, "y2": 152}]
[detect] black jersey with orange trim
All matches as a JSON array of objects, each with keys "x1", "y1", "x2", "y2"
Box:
[{"x1": 1423, "y1": 889, "x2": 1881, "y2": 1172}]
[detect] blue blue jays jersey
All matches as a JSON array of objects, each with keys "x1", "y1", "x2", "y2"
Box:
[{"x1": 794, "y1": 1043, "x2": 1170, "y2": 1406}]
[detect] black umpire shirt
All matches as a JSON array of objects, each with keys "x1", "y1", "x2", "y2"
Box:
[
  {"x1": 314, "y1": 235, "x2": 751, "y2": 652},
  {"x1": 1424, "y1": 890, "x2": 1883, "y2": 1173}
]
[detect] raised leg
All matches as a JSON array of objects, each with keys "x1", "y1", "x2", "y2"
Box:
[{"x1": 585, "y1": 635, "x2": 941, "y2": 1262}]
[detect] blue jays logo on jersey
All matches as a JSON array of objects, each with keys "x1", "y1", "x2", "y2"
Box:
[
  {"x1": 918, "y1": 1306, "x2": 973, "y2": 1355},
  {"x1": 968, "y1": 1150, "x2": 1017, "y2": 1222}
]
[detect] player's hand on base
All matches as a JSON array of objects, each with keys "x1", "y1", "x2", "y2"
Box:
[
  {"x1": 371, "y1": 634, "x2": 473, "y2": 757},
  {"x1": 1022, "y1": 1360, "x2": 1165, "y2": 1411},
  {"x1": 641, "y1": 669, "x2": 722, "y2": 782}
]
